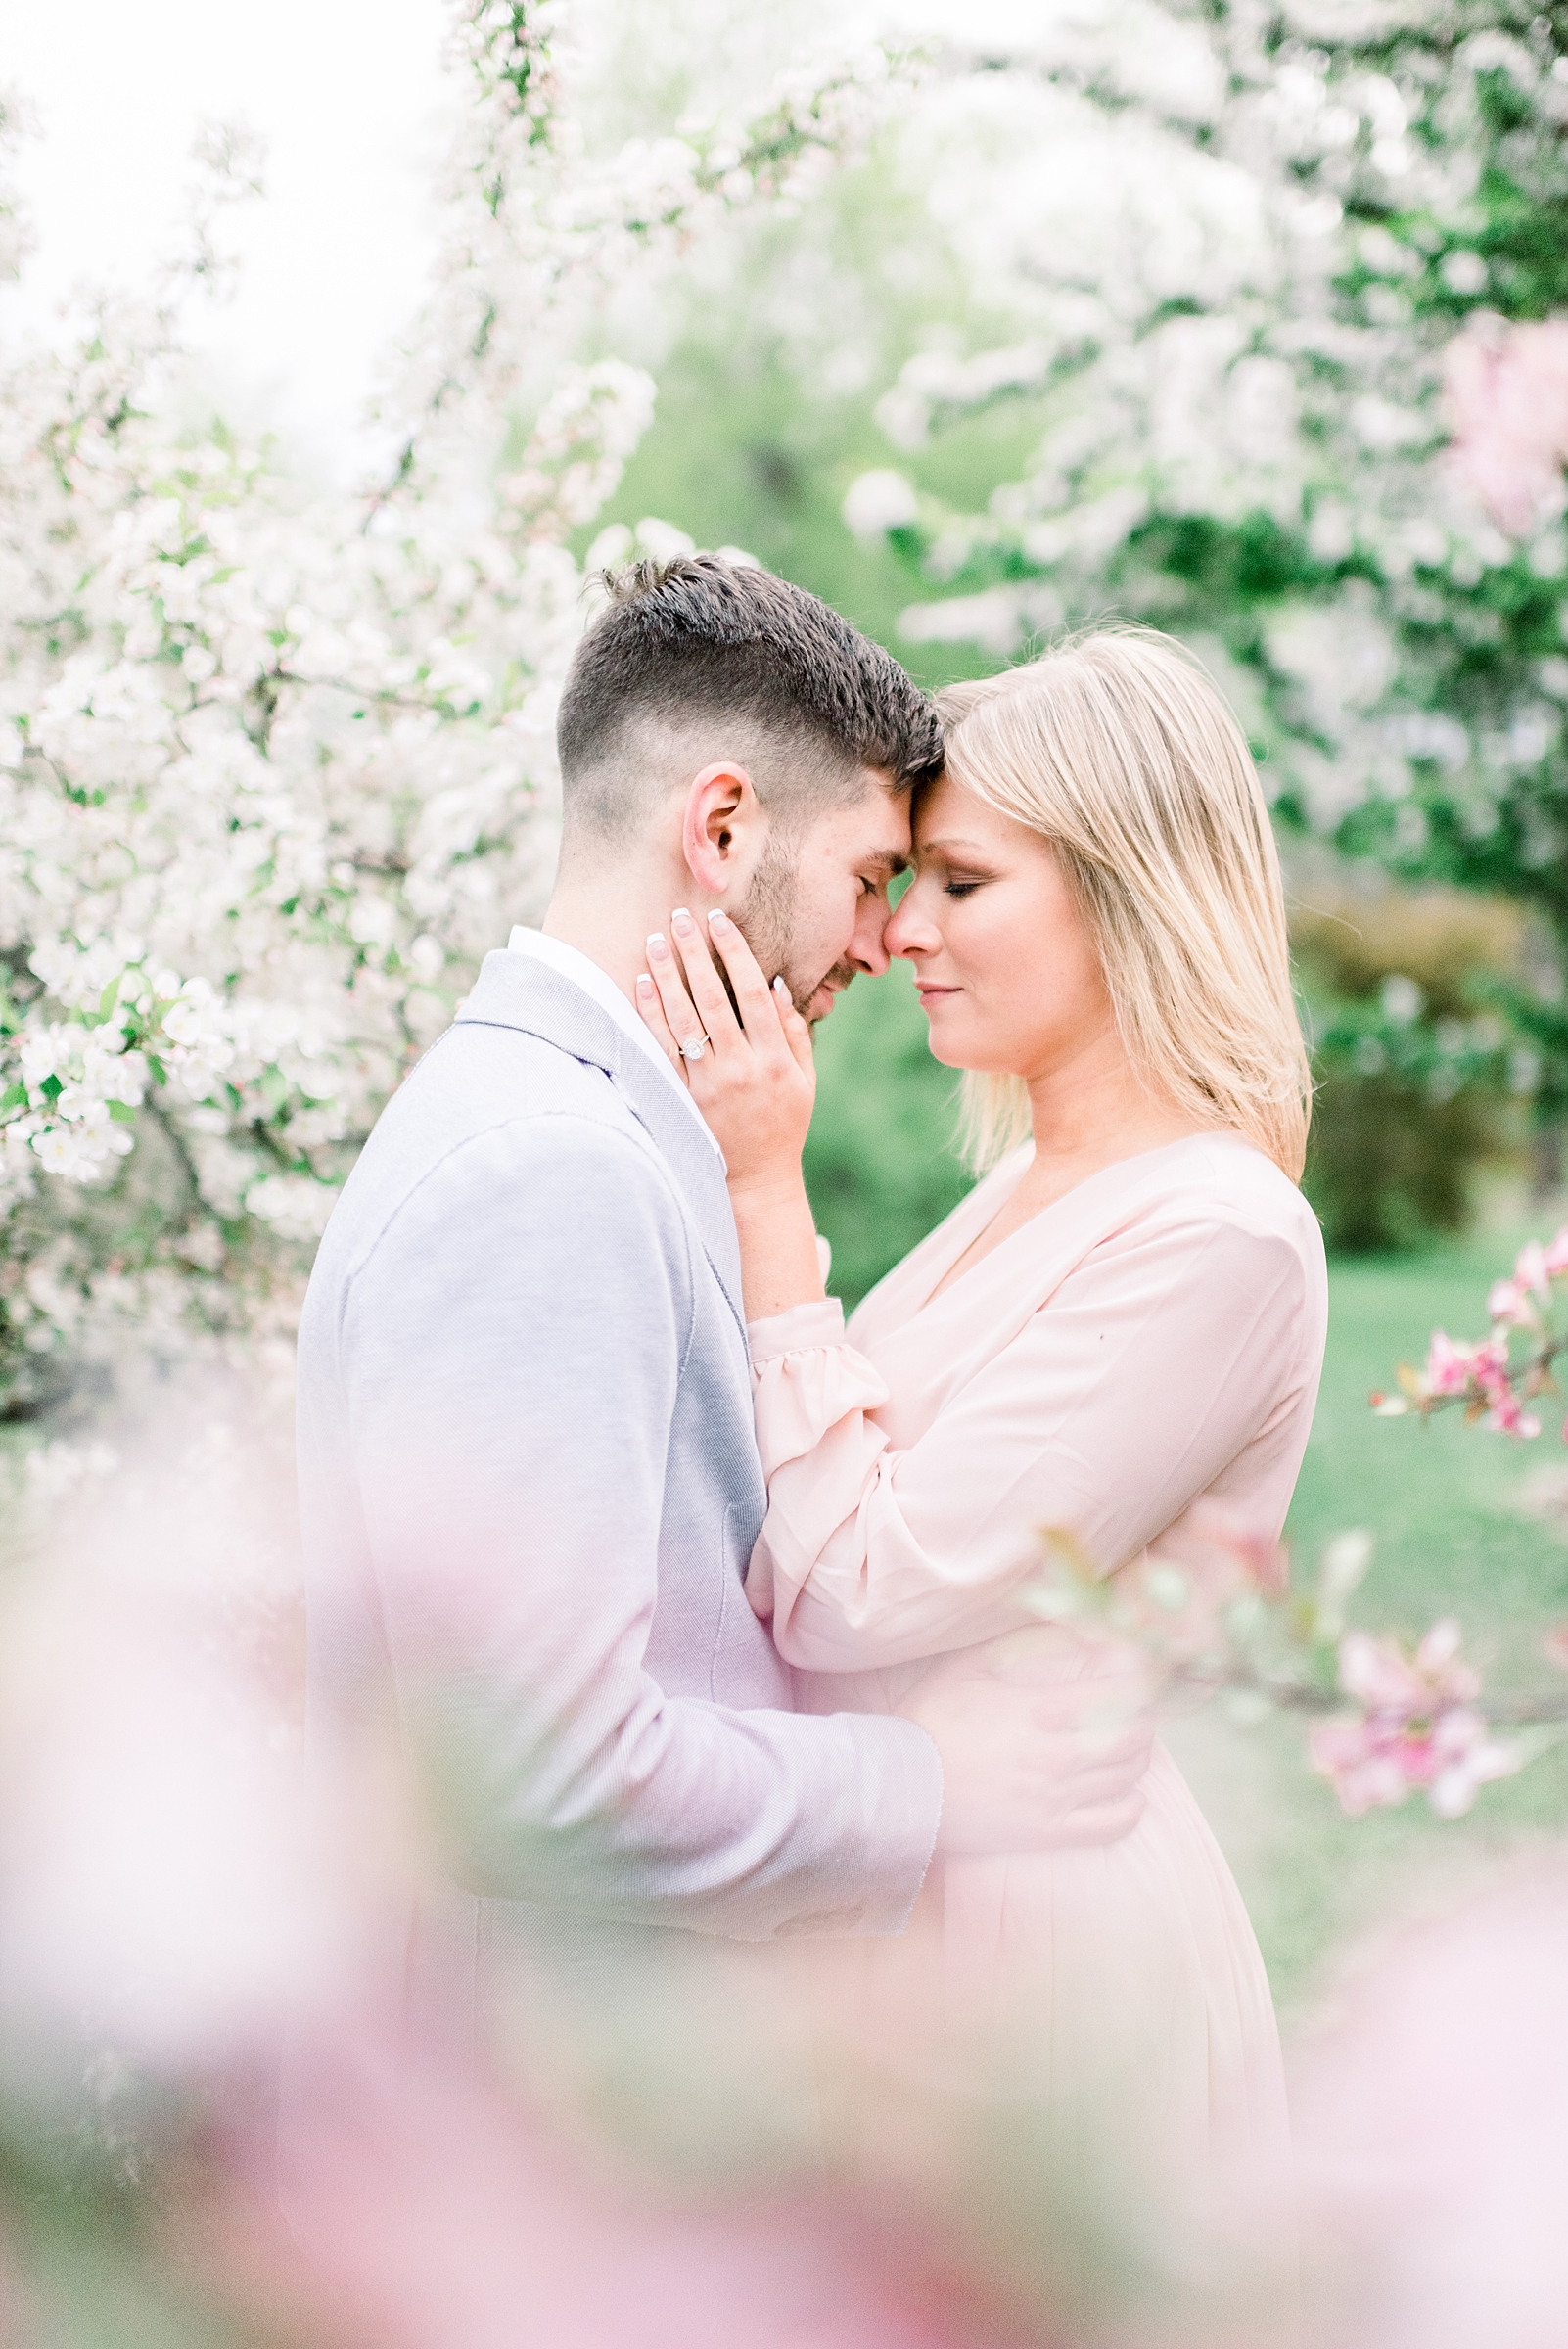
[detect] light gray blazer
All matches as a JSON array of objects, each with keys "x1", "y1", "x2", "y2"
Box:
[{"x1": 295, "y1": 948, "x2": 943, "y2": 1987}]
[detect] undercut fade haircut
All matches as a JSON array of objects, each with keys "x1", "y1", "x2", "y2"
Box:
[{"x1": 555, "y1": 554, "x2": 943, "y2": 848}]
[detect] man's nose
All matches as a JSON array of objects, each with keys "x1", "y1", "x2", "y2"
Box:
[{"x1": 851, "y1": 894, "x2": 894, "y2": 976}]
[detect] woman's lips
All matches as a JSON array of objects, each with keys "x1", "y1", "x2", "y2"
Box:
[{"x1": 914, "y1": 985, "x2": 960, "y2": 1004}]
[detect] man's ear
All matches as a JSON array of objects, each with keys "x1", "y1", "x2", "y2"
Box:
[{"x1": 680, "y1": 762, "x2": 762, "y2": 897}]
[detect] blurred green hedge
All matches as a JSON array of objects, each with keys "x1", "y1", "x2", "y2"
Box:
[{"x1": 1293, "y1": 875, "x2": 1524, "y2": 1254}]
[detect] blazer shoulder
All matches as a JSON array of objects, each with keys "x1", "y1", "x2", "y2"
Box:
[{"x1": 313, "y1": 1024, "x2": 684, "y2": 1303}]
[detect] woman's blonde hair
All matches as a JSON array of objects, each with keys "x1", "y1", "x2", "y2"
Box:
[{"x1": 936, "y1": 625, "x2": 1312, "y2": 1181}]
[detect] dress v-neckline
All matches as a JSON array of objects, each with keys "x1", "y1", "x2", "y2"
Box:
[{"x1": 912, "y1": 1132, "x2": 1237, "y2": 1317}]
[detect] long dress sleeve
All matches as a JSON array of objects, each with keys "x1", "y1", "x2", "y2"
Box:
[{"x1": 747, "y1": 1207, "x2": 1314, "y2": 1675}]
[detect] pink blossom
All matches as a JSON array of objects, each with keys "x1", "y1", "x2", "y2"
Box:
[
  {"x1": 1487, "y1": 1277, "x2": 1535, "y2": 1329},
  {"x1": 1513, "y1": 1239, "x2": 1552, "y2": 1301},
  {"x1": 1420, "y1": 1326, "x2": 1541, "y2": 1436},
  {"x1": 1422, "y1": 1329, "x2": 1478, "y2": 1395},
  {"x1": 1313, "y1": 1621, "x2": 1514, "y2": 1819},
  {"x1": 1543, "y1": 1223, "x2": 1568, "y2": 1277},
  {"x1": 1481, "y1": 1385, "x2": 1541, "y2": 1440},
  {"x1": 1308, "y1": 1719, "x2": 1411, "y2": 1818},
  {"x1": 1444, "y1": 315, "x2": 1568, "y2": 537}
]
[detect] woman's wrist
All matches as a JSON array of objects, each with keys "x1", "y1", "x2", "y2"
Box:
[
  {"x1": 727, "y1": 1173, "x2": 825, "y2": 1319},
  {"x1": 727, "y1": 1170, "x2": 814, "y2": 1217}
]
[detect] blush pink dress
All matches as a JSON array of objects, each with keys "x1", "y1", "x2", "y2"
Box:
[{"x1": 746, "y1": 1132, "x2": 1327, "y2": 2167}]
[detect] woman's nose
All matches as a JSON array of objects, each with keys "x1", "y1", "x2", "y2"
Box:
[{"x1": 886, "y1": 885, "x2": 939, "y2": 959}]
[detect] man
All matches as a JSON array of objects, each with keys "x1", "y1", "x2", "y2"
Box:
[{"x1": 294, "y1": 554, "x2": 1151, "y2": 2021}]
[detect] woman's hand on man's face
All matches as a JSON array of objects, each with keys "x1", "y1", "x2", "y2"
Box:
[{"x1": 635, "y1": 908, "x2": 817, "y2": 1191}]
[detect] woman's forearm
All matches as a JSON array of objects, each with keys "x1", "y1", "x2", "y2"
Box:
[{"x1": 728, "y1": 1175, "x2": 826, "y2": 1321}]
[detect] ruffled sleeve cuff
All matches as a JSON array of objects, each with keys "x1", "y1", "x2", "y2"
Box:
[
  {"x1": 747, "y1": 1299, "x2": 892, "y2": 1484},
  {"x1": 748, "y1": 1297, "x2": 847, "y2": 1368}
]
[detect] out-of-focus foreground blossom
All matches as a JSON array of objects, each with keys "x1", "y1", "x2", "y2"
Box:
[
  {"x1": 1028, "y1": 1503, "x2": 1541, "y2": 1828},
  {"x1": 1292, "y1": 1859, "x2": 1568, "y2": 2349},
  {"x1": 0, "y1": 1391, "x2": 1296, "y2": 2349},
  {"x1": 1310, "y1": 1620, "x2": 1518, "y2": 1821}
]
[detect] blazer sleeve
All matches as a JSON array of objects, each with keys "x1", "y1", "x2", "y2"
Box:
[
  {"x1": 336, "y1": 1112, "x2": 943, "y2": 1941},
  {"x1": 746, "y1": 1210, "x2": 1314, "y2": 1674}
]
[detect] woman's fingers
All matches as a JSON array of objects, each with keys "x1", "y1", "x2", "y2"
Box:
[
  {"x1": 775, "y1": 985, "x2": 815, "y2": 1081},
  {"x1": 633, "y1": 965, "x2": 694, "y2": 1081},
  {"x1": 668, "y1": 908, "x2": 744, "y2": 1053},
  {"x1": 642, "y1": 931, "x2": 711, "y2": 1065},
  {"x1": 650, "y1": 905, "x2": 814, "y2": 1083},
  {"x1": 703, "y1": 909, "x2": 785, "y2": 1048}
]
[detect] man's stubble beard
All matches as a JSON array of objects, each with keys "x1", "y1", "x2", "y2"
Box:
[{"x1": 733, "y1": 828, "x2": 853, "y2": 1023}]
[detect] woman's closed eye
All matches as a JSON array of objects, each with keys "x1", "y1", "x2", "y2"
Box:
[{"x1": 943, "y1": 878, "x2": 984, "y2": 899}]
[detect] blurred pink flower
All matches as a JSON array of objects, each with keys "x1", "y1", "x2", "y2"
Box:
[
  {"x1": 1311, "y1": 1621, "x2": 1517, "y2": 1819},
  {"x1": 1420, "y1": 1329, "x2": 1508, "y2": 1398},
  {"x1": 1543, "y1": 1223, "x2": 1568, "y2": 1277},
  {"x1": 1445, "y1": 315, "x2": 1568, "y2": 537},
  {"x1": 258, "y1": 2027, "x2": 955, "y2": 2349},
  {"x1": 1487, "y1": 1277, "x2": 1534, "y2": 1328},
  {"x1": 1512, "y1": 1239, "x2": 1553, "y2": 1301},
  {"x1": 1290, "y1": 1860, "x2": 1568, "y2": 2349},
  {"x1": 1481, "y1": 1384, "x2": 1541, "y2": 1440},
  {"x1": 1419, "y1": 1327, "x2": 1540, "y2": 1436},
  {"x1": 1422, "y1": 1329, "x2": 1475, "y2": 1394}
]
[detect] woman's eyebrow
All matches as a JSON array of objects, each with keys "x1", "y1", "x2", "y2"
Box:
[{"x1": 916, "y1": 837, "x2": 993, "y2": 857}]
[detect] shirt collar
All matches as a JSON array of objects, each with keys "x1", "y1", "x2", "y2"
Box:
[{"x1": 506, "y1": 926, "x2": 723, "y2": 1161}]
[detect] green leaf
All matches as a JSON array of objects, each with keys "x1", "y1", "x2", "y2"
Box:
[
  {"x1": 107, "y1": 1099, "x2": 137, "y2": 1125},
  {"x1": 0, "y1": 1082, "x2": 26, "y2": 1113},
  {"x1": 39, "y1": 1073, "x2": 63, "y2": 1104},
  {"x1": 99, "y1": 975, "x2": 121, "y2": 1019},
  {"x1": 146, "y1": 1054, "x2": 168, "y2": 1087}
]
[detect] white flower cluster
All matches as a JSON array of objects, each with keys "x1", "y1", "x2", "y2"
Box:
[
  {"x1": 841, "y1": 2, "x2": 1568, "y2": 844},
  {"x1": 0, "y1": 1, "x2": 906, "y2": 1409}
]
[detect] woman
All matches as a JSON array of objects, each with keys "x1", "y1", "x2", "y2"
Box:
[{"x1": 635, "y1": 626, "x2": 1326, "y2": 2171}]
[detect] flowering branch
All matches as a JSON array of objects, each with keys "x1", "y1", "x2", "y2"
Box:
[
  {"x1": 1028, "y1": 1505, "x2": 1564, "y2": 1824},
  {"x1": 1370, "y1": 1224, "x2": 1568, "y2": 1442}
]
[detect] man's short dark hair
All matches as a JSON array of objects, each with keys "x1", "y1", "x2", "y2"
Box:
[{"x1": 556, "y1": 554, "x2": 944, "y2": 844}]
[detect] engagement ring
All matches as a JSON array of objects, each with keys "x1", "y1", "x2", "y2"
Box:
[{"x1": 679, "y1": 1036, "x2": 709, "y2": 1062}]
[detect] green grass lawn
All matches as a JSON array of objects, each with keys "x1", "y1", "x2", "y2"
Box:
[{"x1": 1167, "y1": 1226, "x2": 1568, "y2": 2021}]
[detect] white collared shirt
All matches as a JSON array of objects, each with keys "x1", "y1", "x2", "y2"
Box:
[{"x1": 506, "y1": 926, "x2": 723, "y2": 1160}]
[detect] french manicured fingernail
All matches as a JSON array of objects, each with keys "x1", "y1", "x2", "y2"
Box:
[
  {"x1": 647, "y1": 932, "x2": 669, "y2": 960},
  {"x1": 635, "y1": 974, "x2": 655, "y2": 998},
  {"x1": 773, "y1": 976, "x2": 790, "y2": 999},
  {"x1": 670, "y1": 906, "x2": 695, "y2": 936},
  {"x1": 709, "y1": 909, "x2": 729, "y2": 933}
]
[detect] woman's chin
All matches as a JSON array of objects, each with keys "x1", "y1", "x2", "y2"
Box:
[{"x1": 925, "y1": 1032, "x2": 1020, "y2": 1077}]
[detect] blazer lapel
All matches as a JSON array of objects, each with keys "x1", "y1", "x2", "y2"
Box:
[{"x1": 455, "y1": 950, "x2": 747, "y2": 1334}]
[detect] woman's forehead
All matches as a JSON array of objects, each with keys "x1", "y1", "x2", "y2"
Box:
[{"x1": 911, "y1": 773, "x2": 1028, "y2": 852}]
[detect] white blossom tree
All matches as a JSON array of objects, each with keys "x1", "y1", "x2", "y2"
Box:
[
  {"x1": 831, "y1": 0, "x2": 1568, "y2": 1186},
  {"x1": 0, "y1": 1, "x2": 913, "y2": 1411}
]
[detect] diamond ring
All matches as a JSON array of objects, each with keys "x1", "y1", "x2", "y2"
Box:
[{"x1": 679, "y1": 1036, "x2": 709, "y2": 1063}]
